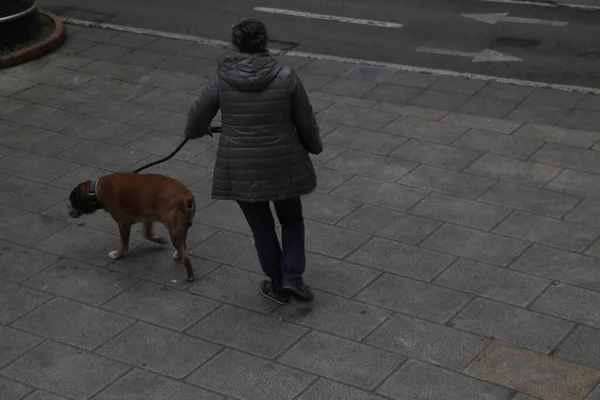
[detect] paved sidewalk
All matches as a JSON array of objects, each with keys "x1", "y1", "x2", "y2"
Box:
[{"x1": 2, "y1": 24, "x2": 600, "y2": 400}]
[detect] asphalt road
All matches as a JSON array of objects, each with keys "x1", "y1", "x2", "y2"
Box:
[{"x1": 39, "y1": 0, "x2": 600, "y2": 88}]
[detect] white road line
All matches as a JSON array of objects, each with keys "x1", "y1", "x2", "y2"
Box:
[
  {"x1": 416, "y1": 47, "x2": 522, "y2": 62},
  {"x1": 252, "y1": 7, "x2": 403, "y2": 28},
  {"x1": 61, "y1": 18, "x2": 600, "y2": 94},
  {"x1": 480, "y1": 0, "x2": 600, "y2": 9},
  {"x1": 463, "y1": 12, "x2": 569, "y2": 26}
]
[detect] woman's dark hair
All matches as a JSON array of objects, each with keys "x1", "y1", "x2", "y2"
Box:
[{"x1": 231, "y1": 19, "x2": 268, "y2": 53}]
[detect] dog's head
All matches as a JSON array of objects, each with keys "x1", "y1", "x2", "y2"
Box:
[{"x1": 68, "y1": 181, "x2": 100, "y2": 219}]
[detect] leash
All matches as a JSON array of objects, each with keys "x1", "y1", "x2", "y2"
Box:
[{"x1": 133, "y1": 126, "x2": 222, "y2": 173}]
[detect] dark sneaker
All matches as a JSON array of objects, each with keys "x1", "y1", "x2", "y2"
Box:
[
  {"x1": 259, "y1": 280, "x2": 290, "y2": 305},
  {"x1": 283, "y1": 282, "x2": 314, "y2": 302}
]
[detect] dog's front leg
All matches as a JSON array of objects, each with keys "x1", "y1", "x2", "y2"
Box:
[
  {"x1": 109, "y1": 221, "x2": 132, "y2": 260},
  {"x1": 143, "y1": 221, "x2": 166, "y2": 245}
]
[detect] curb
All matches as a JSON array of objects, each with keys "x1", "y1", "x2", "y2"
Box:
[{"x1": 0, "y1": 11, "x2": 66, "y2": 69}]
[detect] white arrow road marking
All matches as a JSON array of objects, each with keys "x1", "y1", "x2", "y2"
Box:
[
  {"x1": 463, "y1": 12, "x2": 569, "y2": 26},
  {"x1": 253, "y1": 7, "x2": 403, "y2": 28},
  {"x1": 416, "y1": 47, "x2": 522, "y2": 62}
]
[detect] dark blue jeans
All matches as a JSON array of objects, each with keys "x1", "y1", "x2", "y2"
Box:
[{"x1": 237, "y1": 196, "x2": 305, "y2": 290}]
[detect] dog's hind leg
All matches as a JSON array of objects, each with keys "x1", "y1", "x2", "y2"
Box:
[
  {"x1": 168, "y1": 216, "x2": 194, "y2": 282},
  {"x1": 143, "y1": 221, "x2": 167, "y2": 245},
  {"x1": 109, "y1": 221, "x2": 132, "y2": 259}
]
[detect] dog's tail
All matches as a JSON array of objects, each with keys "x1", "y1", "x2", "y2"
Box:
[{"x1": 183, "y1": 194, "x2": 196, "y2": 227}]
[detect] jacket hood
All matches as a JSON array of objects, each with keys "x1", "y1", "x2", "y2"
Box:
[{"x1": 217, "y1": 51, "x2": 282, "y2": 92}]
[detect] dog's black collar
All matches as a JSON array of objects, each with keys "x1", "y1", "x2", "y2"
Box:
[{"x1": 88, "y1": 180, "x2": 103, "y2": 209}]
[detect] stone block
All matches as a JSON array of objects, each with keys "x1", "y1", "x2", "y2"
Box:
[
  {"x1": 476, "y1": 82, "x2": 534, "y2": 102},
  {"x1": 507, "y1": 103, "x2": 568, "y2": 124},
  {"x1": 190, "y1": 230, "x2": 259, "y2": 272},
  {"x1": 337, "y1": 204, "x2": 403, "y2": 234},
  {"x1": 524, "y1": 88, "x2": 585, "y2": 108},
  {"x1": 315, "y1": 166, "x2": 353, "y2": 193},
  {"x1": 451, "y1": 298, "x2": 573, "y2": 353},
  {"x1": 63, "y1": 117, "x2": 149, "y2": 146},
  {"x1": 321, "y1": 78, "x2": 376, "y2": 97},
  {"x1": 0, "y1": 281, "x2": 52, "y2": 324},
  {"x1": 381, "y1": 115, "x2": 468, "y2": 144},
  {"x1": 331, "y1": 175, "x2": 429, "y2": 210},
  {"x1": 0, "y1": 240, "x2": 61, "y2": 282},
  {"x1": 323, "y1": 125, "x2": 407, "y2": 155},
  {"x1": 547, "y1": 169, "x2": 600, "y2": 200},
  {"x1": 347, "y1": 237, "x2": 455, "y2": 280},
  {"x1": 532, "y1": 143, "x2": 600, "y2": 175},
  {"x1": 2, "y1": 127, "x2": 84, "y2": 157},
  {"x1": 93, "y1": 369, "x2": 222, "y2": 400},
  {"x1": 187, "y1": 349, "x2": 315, "y2": 400},
  {"x1": 135, "y1": 69, "x2": 208, "y2": 91},
  {"x1": 76, "y1": 77, "x2": 153, "y2": 101},
  {"x1": 298, "y1": 379, "x2": 388, "y2": 400},
  {"x1": 356, "y1": 273, "x2": 472, "y2": 323},
  {"x1": 318, "y1": 103, "x2": 397, "y2": 130},
  {"x1": 478, "y1": 181, "x2": 580, "y2": 218},
  {"x1": 279, "y1": 331, "x2": 403, "y2": 389},
  {"x1": 128, "y1": 109, "x2": 188, "y2": 134},
  {"x1": 466, "y1": 341, "x2": 600, "y2": 400},
  {"x1": 362, "y1": 84, "x2": 421, "y2": 104},
  {"x1": 69, "y1": 97, "x2": 150, "y2": 123},
  {"x1": 452, "y1": 129, "x2": 542, "y2": 159},
  {"x1": 24, "y1": 258, "x2": 138, "y2": 305},
  {"x1": 566, "y1": 198, "x2": 600, "y2": 228},
  {"x1": 58, "y1": 141, "x2": 149, "y2": 172},
  {"x1": 0, "y1": 177, "x2": 68, "y2": 213},
  {"x1": 130, "y1": 87, "x2": 196, "y2": 113},
  {"x1": 5, "y1": 104, "x2": 88, "y2": 131},
  {"x1": 1, "y1": 341, "x2": 128, "y2": 400},
  {"x1": 194, "y1": 200, "x2": 252, "y2": 234},
  {"x1": 556, "y1": 326, "x2": 600, "y2": 371},
  {"x1": 531, "y1": 283, "x2": 600, "y2": 328},
  {"x1": 117, "y1": 49, "x2": 171, "y2": 66},
  {"x1": 96, "y1": 322, "x2": 221, "y2": 378},
  {"x1": 34, "y1": 225, "x2": 135, "y2": 267},
  {"x1": 13, "y1": 84, "x2": 94, "y2": 109},
  {"x1": 457, "y1": 96, "x2": 518, "y2": 118},
  {"x1": 366, "y1": 313, "x2": 490, "y2": 370},
  {"x1": 434, "y1": 258, "x2": 549, "y2": 306},
  {"x1": 390, "y1": 139, "x2": 481, "y2": 170},
  {"x1": 274, "y1": 290, "x2": 390, "y2": 340},
  {"x1": 12, "y1": 297, "x2": 133, "y2": 350},
  {"x1": 378, "y1": 359, "x2": 512, "y2": 400},
  {"x1": 189, "y1": 265, "x2": 279, "y2": 313},
  {"x1": 400, "y1": 165, "x2": 494, "y2": 199},
  {"x1": 81, "y1": 60, "x2": 154, "y2": 80},
  {"x1": 494, "y1": 211, "x2": 599, "y2": 252},
  {"x1": 0, "y1": 75, "x2": 36, "y2": 96},
  {"x1": 0, "y1": 377, "x2": 33, "y2": 400},
  {"x1": 466, "y1": 154, "x2": 561, "y2": 187},
  {"x1": 377, "y1": 212, "x2": 441, "y2": 244},
  {"x1": 188, "y1": 304, "x2": 308, "y2": 358},
  {"x1": 374, "y1": 102, "x2": 448, "y2": 120},
  {"x1": 421, "y1": 224, "x2": 528, "y2": 266},
  {"x1": 305, "y1": 220, "x2": 370, "y2": 258},
  {"x1": 0, "y1": 325, "x2": 42, "y2": 368},
  {"x1": 440, "y1": 112, "x2": 522, "y2": 134},
  {"x1": 0, "y1": 205, "x2": 68, "y2": 246},
  {"x1": 18, "y1": 65, "x2": 96, "y2": 89},
  {"x1": 410, "y1": 193, "x2": 511, "y2": 230},
  {"x1": 78, "y1": 43, "x2": 133, "y2": 61},
  {"x1": 302, "y1": 252, "x2": 380, "y2": 297},
  {"x1": 388, "y1": 70, "x2": 439, "y2": 88},
  {"x1": 514, "y1": 123, "x2": 600, "y2": 148},
  {"x1": 410, "y1": 89, "x2": 469, "y2": 111},
  {"x1": 431, "y1": 76, "x2": 487, "y2": 95},
  {"x1": 303, "y1": 192, "x2": 361, "y2": 223},
  {"x1": 326, "y1": 149, "x2": 417, "y2": 182}
]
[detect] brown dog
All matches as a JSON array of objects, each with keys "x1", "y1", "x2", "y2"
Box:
[{"x1": 68, "y1": 172, "x2": 197, "y2": 281}]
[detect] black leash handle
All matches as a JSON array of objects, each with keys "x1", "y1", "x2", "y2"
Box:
[{"x1": 133, "y1": 126, "x2": 222, "y2": 173}]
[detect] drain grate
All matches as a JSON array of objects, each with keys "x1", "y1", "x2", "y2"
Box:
[{"x1": 495, "y1": 37, "x2": 541, "y2": 49}]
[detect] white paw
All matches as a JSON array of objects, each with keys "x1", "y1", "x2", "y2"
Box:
[
  {"x1": 108, "y1": 251, "x2": 121, "y2": 260},
  {"x1": 172, "y1": 250, "x2": 179, "y2": 260}
]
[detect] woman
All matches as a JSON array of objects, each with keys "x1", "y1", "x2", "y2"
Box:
[{"x1": 184, "y1": 19, "x2": 322, "y2": 304}]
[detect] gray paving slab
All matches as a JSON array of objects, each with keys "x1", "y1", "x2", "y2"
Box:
[
  {"x1": 514, "y1": 123, "x2": 600, "y2": 148},
  {"x1": 399, "y1": 165, "x2": 495, "y2": 199},
  {"x1": 187, "y1": 349, "x2": 315, "y2": 400},
  {"x1": 365, "y1": 313, "x2": 490, "y2": 370},
  {"x1": 390, "y1": 138, "x2": 481, "y2": 170},
  {"x1": 305, "y1": 220, "x2": 371, "y2": 259},
  {"x1": 323, "y1": 125, "x2": 407, "y2": 155},
  {"x1": 347, "y1": 237, "x2": 455, "y2": 280},
  {"x1": 561, "y1": 110, "x2": 600, "y2": 132},
  {"x1": 565, "y1": 198, "x2": 600, "y2": 228},
  {"x1": 556, "y1": 326, "x2": 600, "y2": 371},
  {"x1": 381, "y1": 115, "x2": 468, "y2": 144},
  {"x1": 439, "y1": 112, "x2": 523, "y2": 134},
  {"x1": 410, "y1": 89, "x2": 469, "y2": 111},
  {"x1": 273, "y1": 290, "x2": 390, "y2": 340},
  {"x1": 326, "y1": 149, "x2": 417, "y2": 182},
  {"x1": 279, "y1": 331, "x2": 403, "y2": 390},
  {"x1": 547, "y1": 169, "x2": 600, "y2": 199},
  {"x1": 322, "y1": 78, "x2": 376, "y2": 98},
  {"x1": 378, "y1": 359, "x2": 513, "y2": 400},
  {"x1": 1, "y1": 340, "x2": 129, "y2": 400},
  {"x1": 0, "y1": 75, "x2": 36, "y2": 96},
  {"x1": 0, "y1": 325, "x2": 43, "y2": 368},
  {"x1": 433, "y1": 258, "x2": 549, "y2": 306},
  {"x1": 12, "y1": 84, "x2": 94, "y2": 109},
  {"x1": 94, "y1": 369, "x2": 223, "y2": 400},
  {"x1": 452, "y1": 129, "x2": 543, "y2": 160},
  {"x1": 450, "y1": 297, "x2": 574, "y2": 353},
  {"x1": 507, "y1": 103, "x2": 568, "y2": 125},
  {"x1": 377, "y1": 212, "x2": 442, "y2": 245},
  {"x1": 530, "y1": 283, "x2": 600, "y2": 328},
  {"x1": 0, "y1": 205, "x2": 69, "y2": 246},
  {"x1": 318, "y1": 103, "x2": 397, "y2": 130},
  {"x1": 298, "y1": 379, "x2": 388, "y2": 400},
  {"x1": 4, "y1": 104, "x2": 89, "y2": 131},
  {"x1": 493, "y1": 211, "x2": 599, "y2": 252},
  {"x1": 374, "y1": 101, "x2": 449, "y2": 121},
  {"x1": 0, "y1": 377, "x2": 33, "y2": 400},
  {"x1": 531, "y1": 142, "x2": 600, "y2": 175},
  {"x1": 356, "y1": 273, "x2": 473, "y2": 323},
  {"x1": 457, "y1": 96, "x2": 518, "y2": 118},
  {"x1": 362, "y1": 84, "x2": 422, "y2": 104},
  {"x1": 95, "y1": 321, "x2": 221, "y2": 378},
  {"x1": 302, "y1": 192, "x2": 361, "y2": 224},
  {"x1": 466, "y1": 153, "x2": 562, "y2": 187}
]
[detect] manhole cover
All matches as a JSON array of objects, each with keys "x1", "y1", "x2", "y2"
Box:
[{"x1": 495, "y1": 37, "x2": 541, "y2": 48}]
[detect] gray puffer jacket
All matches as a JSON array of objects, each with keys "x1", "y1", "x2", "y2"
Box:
[{"x1": 184, "y1": 51, "x2": 323, "y2": 202}]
